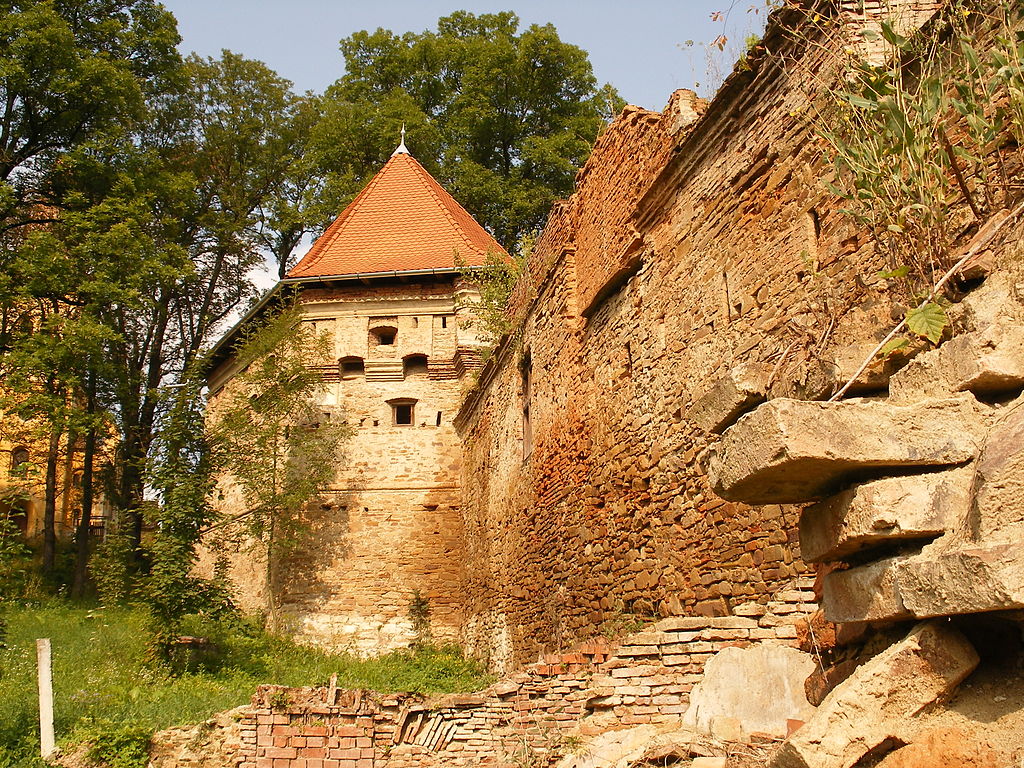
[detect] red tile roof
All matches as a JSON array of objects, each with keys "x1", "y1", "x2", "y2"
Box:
[{"x1": 287, "y1": 150, "x2": 507, "y2": 279}]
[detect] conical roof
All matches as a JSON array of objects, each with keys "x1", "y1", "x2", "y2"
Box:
[{"x1": 287, "y1": 149, "x2": 507, "y2": 279}]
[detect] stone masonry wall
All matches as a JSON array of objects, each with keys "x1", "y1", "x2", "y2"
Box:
[
  {"x1": 204, "y1": 277, "x2": 476, "y2": 654},
  {"x1": 231, "y1": 582, "x2": 815, "y2": 768},
  {"x1": 454, "y1": 2, "x2": 940, "y2": 672}
]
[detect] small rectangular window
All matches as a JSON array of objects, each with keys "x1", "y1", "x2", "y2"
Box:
[
  {"x1": 441, "y1": 316, "x2": 448, "y2": 328},
  {"x1": 394, "y1": 404, "x2": 413, "y2": 425}
]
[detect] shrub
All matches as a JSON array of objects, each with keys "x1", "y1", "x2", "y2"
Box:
[{"x1": 85, "y1": 722, "x2": 150, "y2": 768}]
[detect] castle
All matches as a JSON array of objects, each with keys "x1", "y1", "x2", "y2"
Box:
[
  {"x1": 206, "y1": 0, "x2": 967, "y2": 672},
  {"x1": 175, "y1": 1, "x2": 1024, "y2": 765},
  {"x1": 205, "y1": 141, "x2": 505, "y2": 652}
]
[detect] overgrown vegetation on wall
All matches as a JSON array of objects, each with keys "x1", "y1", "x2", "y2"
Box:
[
  {"x1": 456, "y1": 248, "x2": 527, "y2": 357},
  {"x1": 819, "y1": 0, "x2": 1024, "y2": 349}
]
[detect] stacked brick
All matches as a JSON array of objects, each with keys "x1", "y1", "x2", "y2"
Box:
[{"x1": 237, "y1": 588, "x2": 815, "y2": 767}]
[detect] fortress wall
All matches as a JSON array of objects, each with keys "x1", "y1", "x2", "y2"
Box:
[{"x1": 455, "y1": 3, "x2": 917, "y2": 671}]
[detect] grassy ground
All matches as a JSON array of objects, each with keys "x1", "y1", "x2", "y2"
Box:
[{"x1": 0, "y1": 602, "x2": 492, "y2": 767}]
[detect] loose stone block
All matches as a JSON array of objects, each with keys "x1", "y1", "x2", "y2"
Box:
[
  {"x1": 708, "y1": 396, "x2": 985, "y2": 504},
  {"x1": 874, "y1": 727, "x2": 1001, "y2": 768},
  {"x1": 683, "y1": 644, "x2": 816, "y2": 738},
  {"x1": 894, "y1": 542, "x2": 1024, "y2": 617},
  {"x1": 832, "y1": 343, "x2": 901, "y2": 395},
  {"x1": 822, "y1": 556, "x2": 911, "y2": 624},
  {"x1": 692, "y1": 758, "x2": 728, "y2": 768},
  {"x1": 799, "y1": 467, "x2": 972, "y2": 563},
  {"x1": 771, "y1": 621, "x2": 979, "y2": 768},
  {"x1": 973, "y1": 405, "x2": 1024, "y2": 540},
  {"x1": 689, "y1": 362, "x2": 773, "y2": 434},
  {"x1": 889, "y1": 324, "x2": 1024, "y2": 403}
]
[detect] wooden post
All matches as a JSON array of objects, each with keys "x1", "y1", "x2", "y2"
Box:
[{"x1": 37, "y1": 638, "x2": 55, "y2": 759}]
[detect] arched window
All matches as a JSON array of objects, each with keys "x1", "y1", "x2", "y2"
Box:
[
  {"x1": 9, "y1": 447, "x2": 29, "y2": 478},
  {"x1": 403, "y1": 354, "x2": 429, "y2": 378},
  {"x1": 370, "y1": 325, "x2": 397, "y2": 347},
  {"x1": 340, "y1": 356, "x2": 365, "y2": 380}
]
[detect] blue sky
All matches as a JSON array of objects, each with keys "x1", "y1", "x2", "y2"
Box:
[{"x1": 160, "y1": 0, "x2": 772, "y2": 110}]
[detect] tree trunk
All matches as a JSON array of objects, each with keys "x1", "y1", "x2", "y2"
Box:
[
  {"x1": 41, "y1": 425, "x2": 61, "y2": 575},
  {"x1": 71, "y1": 373, "x2": 97, "y2": 599},
  {"x1": 118, "y1": 433, "x2": 146, "y2": 568}
]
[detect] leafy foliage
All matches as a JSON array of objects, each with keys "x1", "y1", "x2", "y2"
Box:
[
  {"x1": 905, "y1": 301, "x2": 949, "y2": 344},
  {"x1": 456, "y1": 248, "x2": 525, "y2": 356},
  {"x1": 209, "y1": 305, "x2": 353, "y2": 624},
  {"x1": 0, "y1": 0, "x2": 308, "y2": 582},
  {"x1": 85, "y1": 723, "x2": 151, "y2": 768},
  {"x1": 144, "y1": 375, "x2": 234, "y2": 660},
  {"x1": 820, "y1": 1, "x2": 1024, "y2": 347}
]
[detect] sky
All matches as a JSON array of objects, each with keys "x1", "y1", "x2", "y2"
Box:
[{"x1": 160, "y1": 0, "x2": 772, "y2": 111}]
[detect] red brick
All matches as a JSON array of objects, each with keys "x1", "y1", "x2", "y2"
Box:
[{"x1": 263, "y1": 747, "x2": 297, "y2": 759}]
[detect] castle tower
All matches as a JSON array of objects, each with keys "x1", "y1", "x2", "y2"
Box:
[{"x1": 206, "y1": 143, "x2": 506, "y2": 653}]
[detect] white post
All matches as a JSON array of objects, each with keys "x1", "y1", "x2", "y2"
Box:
[{"x1": 36, "y1": 638, "x2": 55, "y2": 759}]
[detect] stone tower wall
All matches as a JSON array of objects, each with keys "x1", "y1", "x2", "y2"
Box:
[{"x1": 205, "y1": 278, "x2": 474, "y2": 654}]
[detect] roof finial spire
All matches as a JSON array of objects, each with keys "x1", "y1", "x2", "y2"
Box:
[{"x1": 392, "y1": 123, "x2": 409, "y2": 156}]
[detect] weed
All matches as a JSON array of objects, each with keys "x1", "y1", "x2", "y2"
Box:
[
  {"x1": 814, "y1": 1, "x2": 1024, "y2": 345},
  {"x1": 85, "y1": 722, "x2": 150, "y2": 768},
  {"x1": 267, "y1": 690, "x2": 290, "y2": 711},
  {"x1": 408, "y1": 590, "x2": 431, "y2": 648}
]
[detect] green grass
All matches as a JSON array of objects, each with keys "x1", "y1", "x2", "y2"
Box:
[{"x1": 0, "y1": 602, "x2": 492, "y2": 767}]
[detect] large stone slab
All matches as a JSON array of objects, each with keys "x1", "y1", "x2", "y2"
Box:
[
  {"x1": 889, "y1": 325, "x2": 1024, "y2": 403},
  {"x1": 894, "y1": 543, "x2": 1024, "y2": 617},
  {"x1": 973, "y1": 405, "x2": 1024, "y2": 540},
  {"x1": 683, "y1": 644, "x2": 816, "y2": 738},
  {"x1": 771, "y1": 621, "x2": 979, "y2": 768},
  {"x1": 708, "y1": 396, "x2": 985, "y2": 504},
  {"x1": 799, "y1": 467, "x2": 972, "y2": 563},
  {"x1": 689, "y1": 363, "x2": 772, "y2": 434},
  {"x1": 821, "y1": 556, "x2": 912, "y2": 624}
]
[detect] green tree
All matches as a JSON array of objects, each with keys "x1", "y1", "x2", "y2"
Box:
[
  {"x1": 304, "y1": 11, "x2": 622, "y2": 254},
  {"x1": 0, "y1": 0, "x2": 180, "y2": 232},
  {"x1": 0, "y1": 0, "x2": 182, "y2": 579},
  {"x1": 209, "y1": 305, "x2": 352, "y2": 629},
  {"x1": 0, "y1": 39, "x2": 305, "y2": 588},
  {"x1": 144, "y1": 373, "x2": 233, "y2": 659},
  {"x1": 46, "y1": 50, "x2": 305, "y2": 564}
]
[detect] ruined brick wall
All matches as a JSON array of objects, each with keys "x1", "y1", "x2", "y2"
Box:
[
  {"x1": 204, "y1": 277, "x2": 475, "y2": 654},
  {"x1": 454, "y1": 2, "x2": 939, "y2": 672},
  {"x1": 231, "y1": 587, "x2": 815, "y2": 768}
]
